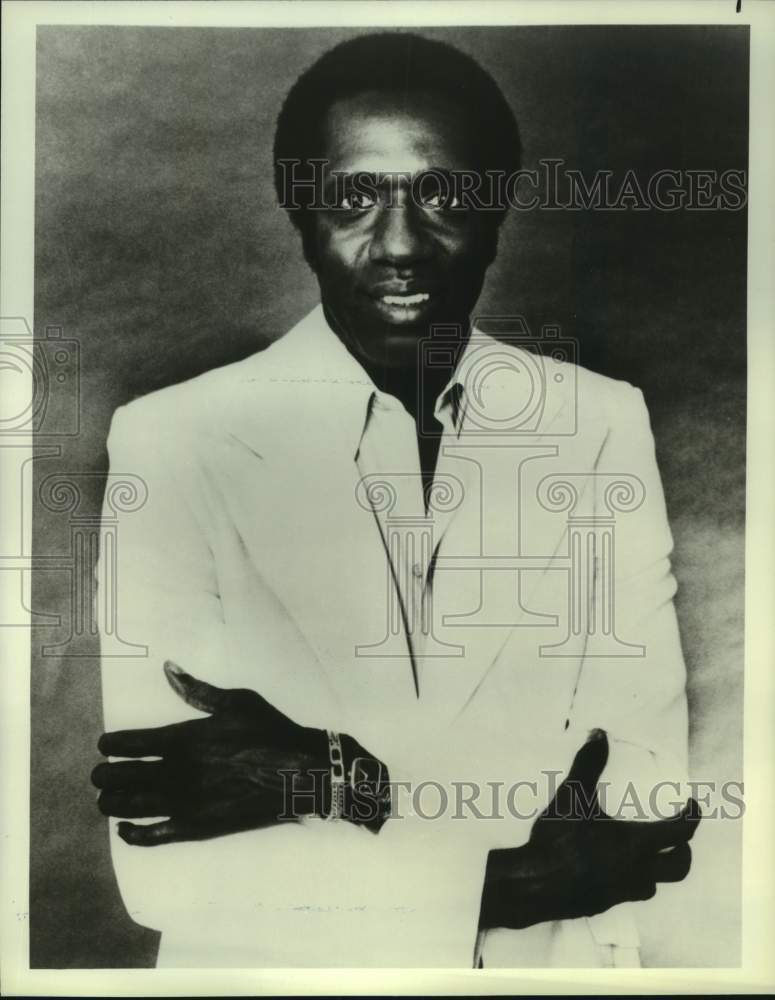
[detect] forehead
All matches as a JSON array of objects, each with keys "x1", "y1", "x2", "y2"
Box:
[{"x1": 321, "y1": 90, "x2": 476, "y2": 176}]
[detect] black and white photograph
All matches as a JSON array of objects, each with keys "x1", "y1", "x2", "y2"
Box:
[{"x1": 1, "y1": 0, "x2": 773, "y2": 993}]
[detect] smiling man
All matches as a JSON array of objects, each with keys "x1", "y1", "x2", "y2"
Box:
[{"x1": 93, "y1": 33, "x2": 697, "y2": 969}]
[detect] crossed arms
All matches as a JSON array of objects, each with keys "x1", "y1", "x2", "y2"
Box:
[
  {"x1": 94, "y1": 379, "x2": 697, "y2": 939},
  {"x1": 93, "y1": 661, "x2": 699, "y2": 931}
]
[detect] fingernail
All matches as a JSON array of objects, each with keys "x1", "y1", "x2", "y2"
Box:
[
  {"x1": 588, "y1": 728, "x2": 606, "y2": 741},
  {"x1": 164, "y1": 661, "x2": 183, "y2": 675},
  {"x1": 687, "y1": 797, "x2": 702, "y2": 820}
]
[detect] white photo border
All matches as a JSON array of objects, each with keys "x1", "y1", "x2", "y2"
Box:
[{"x1": 1, "y1": 1, "x2": 773, "y2": 995}]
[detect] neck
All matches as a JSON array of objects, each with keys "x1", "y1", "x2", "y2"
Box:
[
  {"x1": 323, "y1": 307, "x2": 470, "y2": 423},
  {"x1": 371, "y1": 364, "x2": 444, "y2": 422}
]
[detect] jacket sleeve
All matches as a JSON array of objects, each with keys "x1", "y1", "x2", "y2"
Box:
[
  {"x1": 562, "y1": 381, "x2": 691, "y2": 958},
  {"x1": 98, "y1": 400, "x2": 228, "y2": 733},
  {"x1": 96, "y1": 398, "x2": 234, "y2": 933},
  {"x1": 480, "y1": 380, "x2": 691, "y2": 968},
  {"x1": 568, "y1": 381, "x2": 689, "y2": 816}
]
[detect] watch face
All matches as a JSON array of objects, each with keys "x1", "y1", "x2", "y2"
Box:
[{"x1": 347, "y1": 756, "x2": 391, "y2": 830}]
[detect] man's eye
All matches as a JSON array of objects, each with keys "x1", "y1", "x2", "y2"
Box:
[
  {"x1": 420, "y1": 191, "x2": 462, "y2": 211},
  {"x1": 339, "y1": 192, "x2": 377, "y2": 211}
]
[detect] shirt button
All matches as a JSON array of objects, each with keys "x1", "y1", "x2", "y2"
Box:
[{"x1": 412, "y1": 562, "x2": 424, "y2": 580}]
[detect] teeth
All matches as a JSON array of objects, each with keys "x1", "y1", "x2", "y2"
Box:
[{"x1": 381, "y1": 293, "x2": 430, "y2": 306}]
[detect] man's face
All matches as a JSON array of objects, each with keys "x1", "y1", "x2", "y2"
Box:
[{"x1": 306, "y1": 90, "x2": 499, "y2": 369}]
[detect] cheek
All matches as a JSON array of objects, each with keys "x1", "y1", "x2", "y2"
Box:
[
  {"x1": 313, "y1": 228, "x2": 367, "y2": 286},
  {"x1": 442, "y1": 237, "x2": 497, "y2": 289},
  {"x1": 441, "y1": 220, "x2": 498, "y2": 266}
]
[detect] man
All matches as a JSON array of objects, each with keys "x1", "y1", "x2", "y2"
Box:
[{"x1": 93, "y1": 32, "x2": 697, "y2": 968}]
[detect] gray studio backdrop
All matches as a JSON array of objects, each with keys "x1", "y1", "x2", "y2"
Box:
[{"x1": 32, "y1": 25, "x2": 747, "y2": 967}]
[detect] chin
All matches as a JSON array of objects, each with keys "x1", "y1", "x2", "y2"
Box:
[{"x1": 365, "y1": 334, "x2": 424, "y2": 369}]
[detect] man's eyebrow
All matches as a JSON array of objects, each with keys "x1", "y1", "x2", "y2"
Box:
[
  {"x1": 412, "y1": 167, "x2": 460, "y2": 187},
  {"x1": 323, "y1": 170, "x2": 414, "y2": 193}
]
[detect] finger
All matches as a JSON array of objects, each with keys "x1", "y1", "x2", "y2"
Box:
[
  {"x1": 635, "y1": 798, "x2": 702, "y2": 851},
  {"x1": 98, "y1": 723, "x2": 182, "y2": 758},
  {"x1": 91, "y1": 760, "x2": 168, "y2": 791},
  {"x1": 652, "y1": 842, "x2": 692, "y2": 883},
  {"x1": 625, "y1": 878, "x2": 657, "y2": 902},
  {"x1": 117, "y1": 820, "x2": 179, "y2": 847},
  {"x1": 549, "y1": 729, "x2": 609, "y2": 819},
  {"x1": 164, "y1": 661, "x2": 237, "y2": 715},
  {"x1": 98, "y1": 789, "x2": 171, "y2": 818}
]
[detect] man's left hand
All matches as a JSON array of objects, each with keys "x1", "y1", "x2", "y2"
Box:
[{"x1": 92, "y1": 661, "x2": 329, "y2": 845}]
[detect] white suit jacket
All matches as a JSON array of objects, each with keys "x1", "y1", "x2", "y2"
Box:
[{"x1": 97, "y1": 305, "x2": 688, "y2": 968}]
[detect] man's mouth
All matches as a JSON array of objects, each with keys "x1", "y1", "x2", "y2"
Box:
[
  {"x1": 379, "y1": 292, "x2": 430, "y2": 308},
  {"x1": 368, "y1": 288, "x2": 436, "y2": 325}
]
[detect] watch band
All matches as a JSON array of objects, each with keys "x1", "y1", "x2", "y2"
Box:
[{"x1": 324, "y1": 729, "x2": 346, "y2": 821}]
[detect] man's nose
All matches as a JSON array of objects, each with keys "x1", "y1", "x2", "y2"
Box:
[{"x1": 368, "y1": 204, "x2": 431, "y2": 267}]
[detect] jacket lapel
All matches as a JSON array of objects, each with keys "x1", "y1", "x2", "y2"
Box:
[
  {"x1": 419, "y1": 344, "x2": 609, "y2": 722},
  {"x1": 219, "y1": 309, "x2": 421, "y2": 733}
]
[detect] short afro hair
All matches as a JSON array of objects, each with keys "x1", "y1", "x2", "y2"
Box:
[{"x1": 273, "y1": 31, "x2": 521, "y2": 237}]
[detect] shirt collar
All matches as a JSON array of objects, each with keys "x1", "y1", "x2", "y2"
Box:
[{"x1": 273, "y1": 304, "x2": 480, "y2": 457}]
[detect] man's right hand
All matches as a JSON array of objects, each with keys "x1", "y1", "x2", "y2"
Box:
[{"x1": 479, "y1": 729, "x2": 701, "y2": 930}]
